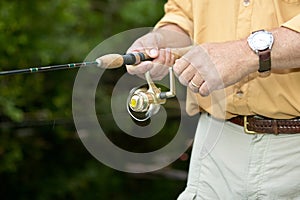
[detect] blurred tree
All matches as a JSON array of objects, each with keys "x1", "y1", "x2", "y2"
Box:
[{"x1": 0, "y1": 0, "x2": 190, "y2": 199}]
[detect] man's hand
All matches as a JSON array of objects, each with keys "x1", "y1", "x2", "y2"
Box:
[
  {"x1": 174, "y1": 27, "x2": 300, "y2": 96},
  {"x1": 126, "y1": 25, "x2": 192, "y2": 80},
  {"x1": 173, "y1": 40, "x2": 258, "y2": 96},
  {"x1": 126, "y1": 32, "x2": 176, "y2": 80}
]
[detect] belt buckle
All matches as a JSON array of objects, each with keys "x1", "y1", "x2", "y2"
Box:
[{"x1": 243, "y1": 116, "x2": 257, "y2": 134}]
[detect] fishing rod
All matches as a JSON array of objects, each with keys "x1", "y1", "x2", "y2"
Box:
[
  {"x1": 0, "y1": 52, "x2": 151, "y2": 76},
  {"x1": 0, "y1": 46, "x2": 192, "y2": 120},
  {"x1": 0, "y1": 46, "x2": 191, "y2": 74}
]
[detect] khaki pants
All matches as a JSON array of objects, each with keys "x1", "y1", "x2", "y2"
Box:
[{"x1": 178, "y1": 114, "x2": 300, "y2": 200}]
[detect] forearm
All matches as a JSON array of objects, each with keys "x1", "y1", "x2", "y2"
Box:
[
  {"x1": 271, "y1": 27, "x2": 300, "y2": 70},
  {"x1": 229, "y1": 27, "x2": 300, "y2": 75},
  {"x1": 153, "y1": 24, "x2": 192, "y2": 48}
]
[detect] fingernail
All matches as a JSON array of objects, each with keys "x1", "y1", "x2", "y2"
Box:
[
  {"x1": 149, "y1": 48, "x2": 158, "y2": 57},
  {"x1": 199, "y1": 86, "x2": 209, "y2": 97}
]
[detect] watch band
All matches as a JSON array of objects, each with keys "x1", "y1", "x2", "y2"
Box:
[{"x1": 258, "y1": 49, "x2": 271, "y2": 73}]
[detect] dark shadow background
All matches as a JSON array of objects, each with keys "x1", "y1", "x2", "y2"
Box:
[{"x1": 0, "y1": 0, "x2": 194, "y2": 199}]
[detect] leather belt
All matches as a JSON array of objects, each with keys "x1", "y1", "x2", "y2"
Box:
[{"x1": 229, "y1": 116, "x2": 300, "y2": 134}]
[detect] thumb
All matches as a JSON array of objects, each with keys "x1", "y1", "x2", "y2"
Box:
[
  {"x1": 146, "y1": 48, "x2": 159, "y2": 58},
  {"x1": 199, "y1": 82, "x2": 210, "y2": 97}
]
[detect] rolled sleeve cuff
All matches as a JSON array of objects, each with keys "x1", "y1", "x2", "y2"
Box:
[
  {"x1": 282, "y1": 14, "x2": 300, "y2": 33},
  {"x1": 154, "y1": 13, "x2": 194, "y2": 38}
]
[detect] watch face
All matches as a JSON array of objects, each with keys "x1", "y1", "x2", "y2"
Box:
[{"x1": 248, "y1": 31, "x2": 274, "y2": 51}]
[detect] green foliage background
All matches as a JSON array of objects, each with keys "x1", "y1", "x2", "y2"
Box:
[{"x1": 0, "y1": 0, "x2": 191, "y2": 199}]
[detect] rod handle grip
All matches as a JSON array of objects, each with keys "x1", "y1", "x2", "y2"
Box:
[
  {"x1": 122, "y1": 52, "x2": 152, "y2": 65},
  {"x1": 97, "y1": 46, "x2": 193, "y2": 69},
  {"x1": 170, "y1": 46, "x2": 193, "y2": 60}
]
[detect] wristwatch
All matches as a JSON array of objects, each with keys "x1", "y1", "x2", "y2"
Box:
[{"x1": 247, "y1": 30, "x2": 274, "y2": 76}]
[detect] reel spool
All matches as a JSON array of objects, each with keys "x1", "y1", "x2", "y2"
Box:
[{"x1": 126, "y1": 67, "x2": 176, "y2": 122}]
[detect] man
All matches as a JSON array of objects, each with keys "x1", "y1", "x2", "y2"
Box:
[{"x1": 127, "y1": 0, "x2": 300, "y2": 199}]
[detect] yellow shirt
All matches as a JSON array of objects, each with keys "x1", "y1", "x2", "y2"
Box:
[{"x1": 155, "y1": 0, "x2": 300, "y2": 119}]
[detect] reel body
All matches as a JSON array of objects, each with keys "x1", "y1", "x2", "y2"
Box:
[{"x1": 127, "y1": 67, "x2": 176, "y2": 122}]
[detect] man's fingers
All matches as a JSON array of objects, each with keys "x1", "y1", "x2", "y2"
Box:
[
  {"x1": 126, "y1": 61, "x2": 153, "y2": 75},
  {"x1": 173, "y1": 58, "x2": 190, "y2": 77},
  {"x1": 152, "y1": 48, "x2": 175, "y2": 67},
  {"x1": 178, "y1": 66, "x2": 196, "y2": 86},
  {"x1": 188, "y1": 73, "x2": 204, "y2": 93},
  {"x1": 164, "y1": 48, "x2": 175, "y2": 66},
  {"x1": 141, "y1": 33, "x2": 160, "y2": 58}
]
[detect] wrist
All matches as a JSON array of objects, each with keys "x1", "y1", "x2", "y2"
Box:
[
  {"x1": 239, "y1": 38, "x2": 259, "y2": 74},
  {"x1": 247, "y1": 30, "x2": 274, "y2": 77}
]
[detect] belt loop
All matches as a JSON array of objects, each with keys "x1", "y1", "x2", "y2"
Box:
[{"x1": 272, "y1": 119, "x2": 279, "y2": 135}]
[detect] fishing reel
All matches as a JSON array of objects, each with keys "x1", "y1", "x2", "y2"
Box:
[{"x1": 126, "y1": 67, "x2": 176, "y2": 122}]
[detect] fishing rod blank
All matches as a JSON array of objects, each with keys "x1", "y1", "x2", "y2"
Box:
[
  {"x1": 0, "y1": 62, "x2": 99, "y2": 76},
  {"x1": 0, "y1": 52, "x2": 151, "y2": 76},
  {"x1": 0, "y1": 46, "x2": 192, "y2": 76}
]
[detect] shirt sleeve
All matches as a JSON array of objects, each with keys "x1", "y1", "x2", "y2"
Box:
[
  {"x1": 282, "y1": 14, "x2": 300, "y2": 33},
  {"x1": 154, "y1": 0, "x2": 194, "y2": 37}
]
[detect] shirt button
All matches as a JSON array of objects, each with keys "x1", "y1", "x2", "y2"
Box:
[
  {"x1": 236, "y1": 90, "x2": 244, "y2": 97},
  {"x1": 243, "y1": 0, "x2": 250, "y2": 6}
]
